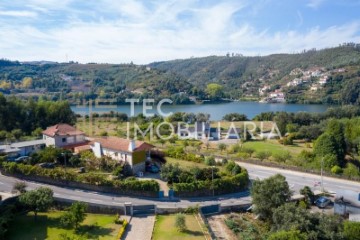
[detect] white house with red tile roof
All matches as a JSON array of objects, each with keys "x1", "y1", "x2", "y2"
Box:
[
  {"x1": 42, "y1": 123, "x2": 87, "y2": 148},
  {"x1": 91, "y1": 136, "x2": 154, "y2": 174}
]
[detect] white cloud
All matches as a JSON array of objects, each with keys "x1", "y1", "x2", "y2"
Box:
[
  {"x1": 0, "y1": 10, "x2": 37, "y2": 17},
  {"x1": 0, "y1": 0, "x2": 359, "y2": 63},
  {"x1": 307, "y1": 0, "x2": 325, "y2": 9}
]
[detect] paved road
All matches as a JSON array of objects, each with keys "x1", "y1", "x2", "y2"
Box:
[
  {"x1": 238, "y1": 162, "x2": 360, "y2": 194},
  {"x1": 0, "y1": 162, "x2": 359, "y2": 207}
]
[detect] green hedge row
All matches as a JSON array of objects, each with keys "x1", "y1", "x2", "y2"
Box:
[
  {"x1": 173, "y1": 171, "x2": 248, "y2": 193},
  {"x1": 1, "y1": 162, "x2": 160, "y2": 192}
]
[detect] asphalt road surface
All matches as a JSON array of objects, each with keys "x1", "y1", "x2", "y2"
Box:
[{"x1": 1, "y1": 162, "x2": 359, "y2": 207}]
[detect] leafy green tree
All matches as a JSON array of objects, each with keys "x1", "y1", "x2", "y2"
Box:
[
  {"x1": 272, "y1": 151, "x2": 291, "y2": 163},
  {"x1": 11, "y1": 129, "x2": 23, "y2": 140},
  {"x1": 343, "y1": 163, "x2": 360, "y2": 178},
  {"x1": 19, "y1": 187, "x2": 54, "y2": 220},
  {"x1": 272, "y1": 203, "x2": 312, "y2": 232},
  {"x1": 331, "y1": 165, "x2": 343, "y2": 174},
  {"x1": 251, "y1": 174, "x2": 292, "y2": 220},
  {"x1": 160, "y1": 163, "x2": 182, "y2": 184},
  {"x1": 175, "y1": 213, "x2": 186, "y2": 231},
  {"x1": 225, "y1": 160, "x2": 236, "y2": 173},
  {"x1": 0, "y1": 130, "x2": 7, "y2": 141},
  {"x1": 242, "y1": 147, "x2": 255, "y2": 157},
  {"x1": 325, "y1": 119, "x2": 346, "y2": 165},
  {"x1": 204, "y1": 156, "x2": 216, "y2": 166},
  {"x1": 231, "y1": 164, "x2": 241, "y2": 175},
  {"x1": 316, "y1": 214, "x2": 344, "y2": 240},
  {"x1": 206, "y1": 83, "x2": 224, "y2": 101},
  {"x1": 268, "y1": 230, "x2": 307, "y2": 240},
  {"x1": 60, "y1": 202, "x2": 87, "y2": 230},
  {"x1": 343, "y1": 221, "x2": 360, "y2": 240},
  {"x1": 222, "y1": 113, "x2": 248, "y2": 121},
  {"x1": 341, "y1": 78, "x2": 360, "y2": 104},
  {"x1": 34, "y1": 146, "x2": 63, "y2": 163},
  {"x1": 31, "y1": 127, "x2": 43, "y2": 138},
  {"x1": 274, "y1": 112, "x2": 293, "y2": 136},
  {"x1": 313, "y1": 133, "x2": 342, "y2": 168},
  {"x1": 112, "y1": 166, "x2": 123, "y2": 177},
  {"x1": 255, "y1": 151, "x2": 272, "y2": 161},
  {"x1": 299, "y1": 186, "x2": 314, "y2": 207}
]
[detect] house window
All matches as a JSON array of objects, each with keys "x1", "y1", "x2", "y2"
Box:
[{"x1": 62, "y1": 138, "x2": 67, "y2": 143}]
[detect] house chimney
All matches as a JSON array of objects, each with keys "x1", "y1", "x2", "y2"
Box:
[{"x1": 128, "y1": 139, "x2": 136, "y2": 152}]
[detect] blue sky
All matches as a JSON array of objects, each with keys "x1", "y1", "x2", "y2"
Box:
[{"x1": 0, "y1": 0, "x2": 359, "y2": 64}]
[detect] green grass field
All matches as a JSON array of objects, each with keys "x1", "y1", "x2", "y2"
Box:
[
  {"x1": 152, "y1": 214, "x2": 208, "y2": 240},
  {"x1": 7, "y1": 211, "x2": 121, "y2": 240},
  {"x1": 242, "y1": 140, "x2": 310, "y2": 155},
  {"x1": 166, "y1": 157, "x2": 208, "y2": 169}
]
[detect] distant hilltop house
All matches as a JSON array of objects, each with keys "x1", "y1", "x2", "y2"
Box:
[
  {"x1": 91, "y1": 137, "x2": 154, "y2": 174},
  {"x1": 318, "y1": 75, "x2": 329, "y2": 85},
  {"x1": 260, "y1": 89, "x2": 285, "y2": 103},
  {"x1": 258, "y1": 85, "x2": 270, "y2": 96},
  {"x1": 42, "y1": 124, "x2": 88, "y2": 150}
]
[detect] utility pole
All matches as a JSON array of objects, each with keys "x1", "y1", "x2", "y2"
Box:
[
  {"x1": 321, "y1": 157, "x2": 324, "y2": 193},
  {"x1": 212, "y1": 166, "x2": 215, "y2": 197},
  {"x1": 62, "y1": 152, "x2": 67, "y2": 174}
]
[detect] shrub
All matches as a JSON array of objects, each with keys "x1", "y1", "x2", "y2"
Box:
[
  {"x1": 255, "y1": 151, "x2": 271, "y2": 161},
  {"x1": 224, "y1": 218, "x2": 241, "y2": 233},
  {"x1": 282, "y1": 136, "x2": 294, "y2": 145},
  {"x1": 343, "y1": 221, "x2": 360, "y2": 240},
  {"x1": 175, "y1": 213, "x2": 186, "y2": 231},
  {"x1": 241, "y1": 147, "x2": 255, "y2": 157},
  {"x1": 116, "y1": 219, "x2": 128, "y2": 240},
  {"x1": 112, "y1": 166, "x2": 123, "y2": 177},
  {"x1": 272, "y1": 151, "x2": 291, "y2": 163},
  {"x1": 1, "y1": 162, "x2": 159, "y2": 192},
  {"x1": 183, "y1": 205, "x2": 199, "y2": 214},
  {"x1": 331, "y1": 165, "x2": 343, "y2": 174},
  {"x1": 204, "y1": 156, "x2": 216, "y2": 166}
]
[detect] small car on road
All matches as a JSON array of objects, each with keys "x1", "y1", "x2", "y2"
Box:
[{"x1": 315, "y1": 196, "x2": 331, "y2": 208}]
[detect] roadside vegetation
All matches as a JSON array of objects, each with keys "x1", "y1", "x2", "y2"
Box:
[
  {"x1": 222, "y1": 174, "x2": 360, "y2": 240},
  {"x1": 160, "y1": 160, "x2": 248, "y2": 196}
]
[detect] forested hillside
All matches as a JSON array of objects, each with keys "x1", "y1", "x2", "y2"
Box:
[
  {"x1": 1, "y1": 44, "x2": 360, "y2": 104},
  {"x1": 150, "y1": 44, "x2": 360, "y2": 103},
  {"x1": 0, "y1": 61, "x2": 192, "y2": 104}
]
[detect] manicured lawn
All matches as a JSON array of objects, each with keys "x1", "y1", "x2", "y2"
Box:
[
  {"x1": 152, "y1": 214, "x2": 208, "y2": 240},
  {"x1": 7, "y1": 211, "x2": 121, "y2": 240}
]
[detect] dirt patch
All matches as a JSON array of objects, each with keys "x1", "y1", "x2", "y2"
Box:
[{"x1": 207, "y1": 214, "x2": 237, "y2": 240}]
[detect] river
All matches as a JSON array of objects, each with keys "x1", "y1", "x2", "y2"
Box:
[{"x1": 71, "y1": 101, "x2": 330, "y2": 120}]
